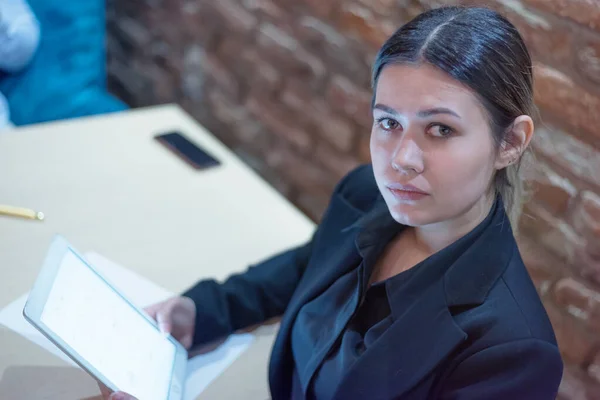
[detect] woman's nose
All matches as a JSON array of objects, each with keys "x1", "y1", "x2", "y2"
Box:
[{"x1": 391, "y1": 135, "x2": 424, "y2": 175}]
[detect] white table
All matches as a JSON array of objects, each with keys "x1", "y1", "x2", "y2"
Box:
[{"x1": 0, "y1": 105, "x2": 315, "y2": 399}]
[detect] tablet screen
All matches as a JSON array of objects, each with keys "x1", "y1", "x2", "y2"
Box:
[{"x1": 40, "y1": 249, "x2": 176, "y2": 400}]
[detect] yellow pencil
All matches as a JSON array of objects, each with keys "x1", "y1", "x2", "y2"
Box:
[{"x1": 0, "y1": 204, "x2": 44, "y2": 221}]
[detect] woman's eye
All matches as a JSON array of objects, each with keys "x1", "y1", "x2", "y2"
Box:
[
  {"x1": 427, "y1": 124, "x2": 454, "y2": 138},
  {"x1": 377, "y1": 118, "x2": 400, "y2": 131}
]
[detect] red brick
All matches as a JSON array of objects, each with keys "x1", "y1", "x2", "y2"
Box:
[
  {"x1": 534, "y1": 65, "x2": 600, "y2": 148},
  {"x1": 315, "y1": 110, "x2": 356, "y2": 152},
  {"x1": 327, "y1": 75, "x2": 373, "y2": 128},
  {"x1": 232, "y1": 145, "x2": 296, "y2": 199},
  {"x1": 212, "y1": 0, "x2": 258, "y2": 34},
  {"x1": 296, "y1": 191, "x2": 331, "y2": 222},
  {"x1": 179, "y1": 2, "x2": 219, "y2": 49},
  {"x1": 520, "y1": 202, "x2": 581, "y2": 264},
  {"x1": 473, "y1": 0, "x2": 573, "y2": 69},
  {"x1": 518, "y1": 237, "x2": 562, "y2": 296},
  {"x1": 265, "y1": 144, "x2": 338, "y2": 194},
  {"x1": 297, "y1": 16, "x2": 347, "y2": 48},
  {"x1": 575, "y1": 34, "x2": 600, "y2": 85},
  {"x1": 559, "y1": 366, "x2": 600, "y2": 400},
  {"x1": 336, "y1": 3, "x2": 396, "y2": 47},
  {"x1": 237, "y1": 49, "x2": 282, "y2": 95},
  {"x1": 533, "y1": 126, "x2": 600, "y2": 191},
  {"x1": 357, "y1": 0, "x2": 396, "y2": 10},
  {"x1": 316, "y1": 143, "x2": 360, "y2": 177},
  {"x1": 282, "y1": 81, "x2": 357, "y2": 152},
  {"x1": 215, "y1": 36, "x2": 245, "y2": 64},
  {"x1": 257, "y1": 22, "x2": 297, "y2": 52},
  {"x1": 580, "y1": 191, "x2": 600, "y2": 226},
  {"x1": 402, "y1": 0, "x2": 431, "y2": 19},
  {"x1": 554, "y1": 278, "x2": 600, "y2": 324},
  {"x1": 241, "y1": 0, "x2": 285, "y2": 20},
  {"x1": 256, "y1": 23, "x2": 326, "y2": 83},
  {"x1": 147, "y1": 65, "x2": 178, "y2": 104},
  {"x1": 526, "y1": 162, "x2": 576, "y2": 217},
  {"x1": 202, "y1": 55, "x2": 241, "y2": 100},
  {"x1": 157, "y1": 21, "x2": 188, "y2": 50},
  {"x1": 182, "y1": 44, "x2": 242, "y2": 100},
  {"x1": 246, "y1": 97, "x2": 313, "y2": 152},
  {"x1": 358, "y1": 135, "x2": 371, "y2": 164},
  {"x1": 589, "y1": 352, "x2": 600, "y2": 386},
  {"x1": 522, "y1": 0, "x2": 600, "y2": 32},
  {"x1": 231, "y1": 120, "x2": 270, "y2": 150},
  {"x1": 206, "y1": 91, "x2": 247, "y2": 129},
  {"x1": 181, "y1": 47, "x2": 205, "y2": 102},
  {"x1": 281, "y1": 82, "x2": 311, "y2": 111},
  {"x1": 572, "y1": 191, "x2": 600, "y2": 258},
  {"x1": 296, "y1": 16, "x2": 371, "y2": 87},
  {"x1": 115, "y1": 17, "x2": 151, "y2": 49},
  {"x1": 545, "y1": 302, "x2": 598, "y2": 365},
  {"x1": 303, "y1": 0, "x2": 337, "y2": 18},
  {"x1": 570, "y1": 241, "x2": 600, "y2": 288}
]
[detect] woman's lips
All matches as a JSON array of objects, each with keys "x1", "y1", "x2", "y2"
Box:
[{"x1": 386, "y1": 184, "x2": 429, "y2": 201}]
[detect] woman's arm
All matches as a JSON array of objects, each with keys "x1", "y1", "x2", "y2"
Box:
[
  {"x1": 438, "y1": 338, "x2": 563, "y2": 399},
  {"x1": 181, "y1": 165, "x2": 368, "y2": 348},
  {"x1": 182, "y1": 239, "x2": 314, "y2": 347},
  {"x1": 0, "y1": 0, "x2": 40, "y2": 72}
]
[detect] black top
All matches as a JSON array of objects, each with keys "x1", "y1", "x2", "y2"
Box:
[
  {"x1": 291, "y1": 196, "x2": 498, "y2": 399},
  {"x1": 182, "y1": 164, "x2": 563, "y2": 400}
]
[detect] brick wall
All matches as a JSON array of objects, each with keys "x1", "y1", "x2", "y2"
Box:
[{"x1": 106, "y1": 0, "x2": 600, "y2": 397}]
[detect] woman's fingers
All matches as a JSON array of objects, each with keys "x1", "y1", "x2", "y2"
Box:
[
  {"x1": 108, "y1": 392, "x2": 138, "y2": 400},
  {"x1": 156, "y1": 310, "x2": 172, "y2": 334},
  {"x1": 98, "y1": 382, "x2": 111, "y2": 399},
  {"x1": 180, "y1": 333, "x2": 193, "y2": 350}
]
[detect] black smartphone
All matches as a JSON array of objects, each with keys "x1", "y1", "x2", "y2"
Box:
[{"x1": 154, "y1": 131, "x2": 221, "y2": 170}]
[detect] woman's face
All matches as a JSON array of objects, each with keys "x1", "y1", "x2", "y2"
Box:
[{"x1": 370, "y1": 63, "x2": 498, "y2": 228}]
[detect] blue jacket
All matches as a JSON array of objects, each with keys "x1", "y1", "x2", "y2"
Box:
[{"x1": 183, "y1": 164, "x2": 563, "y2": 399}]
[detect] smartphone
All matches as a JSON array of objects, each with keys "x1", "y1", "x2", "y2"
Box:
[{"x1": 154, "y1": 131, "x2": 221, "y2": 170}]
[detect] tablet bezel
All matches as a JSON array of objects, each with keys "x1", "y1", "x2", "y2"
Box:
[{"x1": 23, "y1": 235, "x2": 187, "y2": 399}]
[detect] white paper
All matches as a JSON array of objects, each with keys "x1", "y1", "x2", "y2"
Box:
[{"x1": 0, "y1": 252, "x2": 254, "y2": 400}]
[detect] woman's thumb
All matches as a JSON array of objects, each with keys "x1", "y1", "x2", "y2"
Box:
[{"x1": 156, "y1": 312, "x2": 171, "y2": 335}]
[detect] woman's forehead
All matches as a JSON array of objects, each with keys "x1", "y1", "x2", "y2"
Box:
[{"x1": 374, "y1": 64, "x2": 482, "y2": 115}]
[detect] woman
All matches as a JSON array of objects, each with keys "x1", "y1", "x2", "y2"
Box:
[{"x1": 103, "y1": 6, "x2": 563, "y2": 400}]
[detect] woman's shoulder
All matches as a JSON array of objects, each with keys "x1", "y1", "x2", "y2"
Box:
[
  {"x1": 454, "y1": 251, "x2": 558, "y2": 352},
  {"x1": 332, "y1": 164, "x2": 381, "y2": 213}
]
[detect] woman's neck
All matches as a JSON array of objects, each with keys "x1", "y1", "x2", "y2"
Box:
[{"x1": 411, "y1": 194, "x2": 495, "y2": 254}]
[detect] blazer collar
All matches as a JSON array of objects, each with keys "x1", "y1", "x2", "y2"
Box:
[
  {"x1": 344, "y1": 193, "x2": 516, "y2": 309},
  {"x1": 443, "y1": 197, "x2": 516, "y2": 307}
]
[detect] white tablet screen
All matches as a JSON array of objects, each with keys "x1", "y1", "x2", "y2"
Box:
[{"x1": 40, "y1": 250, "x2": 176, "y2": 400}]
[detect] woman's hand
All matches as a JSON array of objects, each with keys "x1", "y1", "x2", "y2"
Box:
[
  {"x1": 145, "y1": 296, "x2": 197, "y2": 349},
  {"x1": 96, "y1": 297, "x2": 196, "y2": 398},
  {"x1": 98, "y1": 383, "x2": 138, "y2": 400}
]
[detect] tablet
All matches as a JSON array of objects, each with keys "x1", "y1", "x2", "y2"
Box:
[{"x1": 23, "y1": 236, "x2": 187, "y2": 400}]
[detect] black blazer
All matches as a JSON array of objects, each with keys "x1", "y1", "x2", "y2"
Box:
[{"x1": 183, "y1": 164, "x2": 563, "y2": 399}]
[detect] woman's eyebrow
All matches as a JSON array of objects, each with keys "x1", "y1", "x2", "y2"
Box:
[
  {"x1": 373, "y1": 103, "x2": 400, "y2": 116},
  {"x1": 373, "y1": 104, "x2": 461, "y2": 119},
  {"x1": 417, "y1": 107, "x2": 461, "y2": 119}
]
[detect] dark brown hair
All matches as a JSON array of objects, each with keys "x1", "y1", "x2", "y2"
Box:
[{"x1": 372, "y1": 6, "x2": 535, "y2": 225}]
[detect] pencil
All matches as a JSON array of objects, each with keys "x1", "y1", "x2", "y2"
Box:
[{"x1": 0, "y1": 204, "x2": 44, "y2": 221}]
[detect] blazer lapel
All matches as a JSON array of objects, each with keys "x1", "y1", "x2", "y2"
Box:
[
  {"x1": 269, "y1": 192, "x2": 366, "y2": 396},
  {"x1": 281, "y1": 195, "x2": 398, "y2": 327},
  {"x1": 333, "y1": 279, "x2": 467, "y2": 400}
]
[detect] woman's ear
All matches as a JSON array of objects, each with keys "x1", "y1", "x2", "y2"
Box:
[{"x1": 495, "y1": 115, "x2": 534, "y2": 170}]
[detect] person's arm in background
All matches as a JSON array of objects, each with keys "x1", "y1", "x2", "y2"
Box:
[{"x1": 0, "y1": 0, "x2": 40, "y2": 73}]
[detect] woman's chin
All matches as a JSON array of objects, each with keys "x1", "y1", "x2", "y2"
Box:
[{"x1": 388, "y1": 205, "x2": 427, "y2": 227}]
